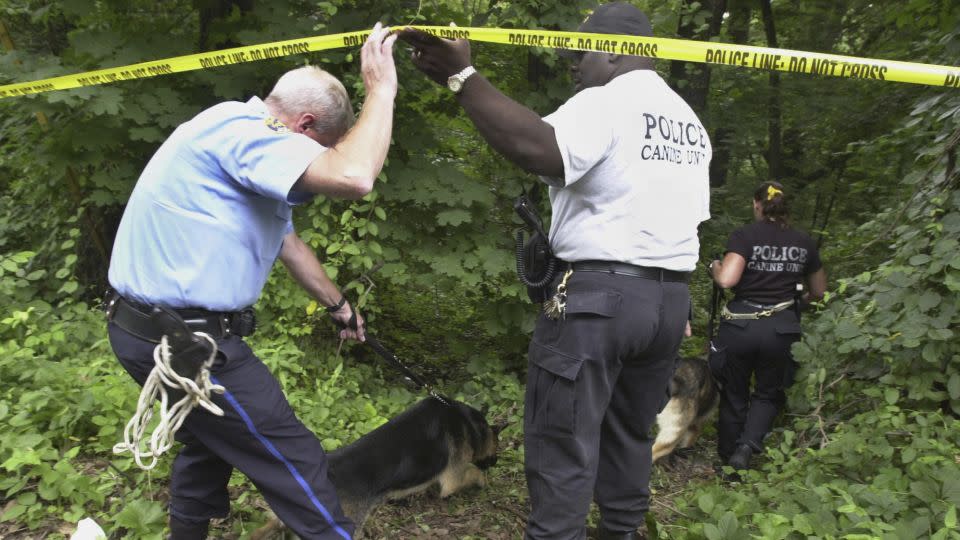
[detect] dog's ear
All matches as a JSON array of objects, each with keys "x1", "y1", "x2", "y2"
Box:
[
  {"x1": 492, "y1": 421, "x2": 510, "y2": 436},
  {"x1": 479, "y1": 403, "x2": 490, "y2": 417}
]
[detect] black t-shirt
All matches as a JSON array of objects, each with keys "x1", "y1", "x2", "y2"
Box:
[{"x1": 726, "y1": 220, "x2": 822, "y2": 304}]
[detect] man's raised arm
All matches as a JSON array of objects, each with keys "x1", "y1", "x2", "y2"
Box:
[
  {"x1": 295, "y1": 23, "x2": 398, "y2": 199},
  {"x1": 399, "y1": 28, "x2": 563, "y2": 178}
]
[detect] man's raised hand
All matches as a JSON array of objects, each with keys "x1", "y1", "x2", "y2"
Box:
[
  {"x1": 361, "y1": 22, "x2": 398, "y2": 99},
  {"x1": 398, "y1": 25, "x2": 472, "y2": 86}
]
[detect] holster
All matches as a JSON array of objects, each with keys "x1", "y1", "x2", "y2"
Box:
[
  {"x1": 514, "y1": 194, "x2": 558, "y2": 303},
  {"x1": 521, "y1": 231, "x2": 555, "y2": 303},
  {"x1": 149, "y1": 307, "x2": 215, "y2": 381}
]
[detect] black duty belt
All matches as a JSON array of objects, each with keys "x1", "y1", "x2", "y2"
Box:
[
  {"x1": 570, "y1": 260, "x2": 691, "y2": 283},
  {"x1": 106, "y1": 292, "x2": 256, "y2": 343},
  {"x1": 740, "y1": 299, "x2": 793, "y2": 310},
  {"x1": 722, "y1": 299, "x2": 794, "y2": 320}
]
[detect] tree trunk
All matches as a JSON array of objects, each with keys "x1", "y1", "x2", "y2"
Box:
[
  {"x1": 669, "y1": 0, "x2": 728, "y2": 115},
  {"x1": 195, "y1": 0, "x2": 255, "y2": 50},
  {"x1": 0, "y1": 19, "x2": 109, "y2": 263},
  {"x1": 760, "y1": 0, "x2": 782, "y2": 181},
  {"x1": 708, "y1": 0, "x2": 752, "y2": 187}
]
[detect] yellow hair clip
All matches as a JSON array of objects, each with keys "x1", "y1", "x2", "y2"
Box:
[{"x1": 766, "y1": 186, "x2": 783, "y2": 201}]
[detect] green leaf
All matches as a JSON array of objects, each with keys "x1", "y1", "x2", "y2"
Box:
[
  {"x1": 717, "y1": 512, "x2": 739, "y2": 539},
  {"x1": 436, "y1": 209, "x2": 472, "y2": 226},
  {"x1": 885, "y1": 388, "x2": 900, "y2": 405},
  {"x1": 129, "y1": 126, "x2": 165, "y2": 142},
  {"x1": 59, "y1": 281, "x2": 79, "y2": 294},
  {"x1": 911, "y1": 480, "x2": 939, "y2": 503},
  {"x1": 2, "y1": 448, "x2": 42, "y2": 470},
  {"x1": 703, "y1": 523, "x2": 722, "y2": 540},
  {"x1": 114, "y1": 499, "x2": 165, "y2": 531},
  {"x1": 917, "y1": 291, "x2": 942, "y2": 311},
  {"x1": 945, "y1": 505, "x2": 957, "y2": 528},
  {"x1": 835, "y1": 320, "x2": 861, "y2": 339},
  {"x1": 929, "y1": 328, "x2": 954, "y2": 341},
  {"x1": 698, "y1": 492, "x2": 715, "y2": 513},
  {"x1": 943, "y1": 472, "x2": 960, "y2": 506},
  {"x1": 0, "y1": 502, "x2": 26, "y2": 522},
  {"x1": 949, "y1": 374, "x2": 960, "y2": 400},
  {"x1": 887, "y1": 271, "x2": 917, "y2": 288},
  {"x1": 793, "y1": 514, "x2": 814, "y2": 534},
  {"x1": 16, "y1": 434, "x2": 43, "y2": 448},
  {"x1": 37, "y1": 481, "x2": 58, "y2": 501}
]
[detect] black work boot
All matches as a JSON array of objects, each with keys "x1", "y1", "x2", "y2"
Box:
[
  {"x1": 598, "y1": 527, "x2": 645, "y2": 540},
  {"x1": 727, "y1": 443, "x2": 754, "y2": 471},
  {"x1": 169, "y1": 516, "x2": 210, "y2": 540}
]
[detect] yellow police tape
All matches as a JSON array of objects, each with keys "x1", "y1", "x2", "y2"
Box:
[{"x1": 1, "y1": 25, "x2": 958, "y2": 99}]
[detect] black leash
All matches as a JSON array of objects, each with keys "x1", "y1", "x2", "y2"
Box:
[
  {"x1": 363, "y1": 334, "x2": 452, "y2": 406},
  {"x1": 707, "y1": 279, "x2": 724, "y2": 345},
  {"x1": 333, "y1": 303, "x2": 451, "y2": 405}
]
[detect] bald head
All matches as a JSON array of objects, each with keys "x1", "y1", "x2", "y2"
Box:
[{"x1": 265, "y1": 66, "x2": 354, "y2": 143}]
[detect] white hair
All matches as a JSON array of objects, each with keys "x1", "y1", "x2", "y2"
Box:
[{"x1": 265, "y1": 66, "x2": 353, "y2": 137}]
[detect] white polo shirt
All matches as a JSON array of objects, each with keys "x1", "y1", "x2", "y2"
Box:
[{"x1": 542, "y1": 69, "x2": 712, "y2": 272}]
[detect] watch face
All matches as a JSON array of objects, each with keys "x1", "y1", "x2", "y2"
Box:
[{"x1": 449, "y1": 78, "x2": 462, "y2": 93}]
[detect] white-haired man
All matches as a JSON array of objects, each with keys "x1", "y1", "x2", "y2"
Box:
[{"x1": 105, "y1": 24, "x2": 397, "y2": 540}]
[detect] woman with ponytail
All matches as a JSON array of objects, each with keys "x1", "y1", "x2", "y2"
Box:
[{"x1": 707, "y1": 181, "x2": 827, "y2": 471}]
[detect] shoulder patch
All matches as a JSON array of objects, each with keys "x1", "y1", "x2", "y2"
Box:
[{"x1": 264, "y1": 116, "x2": 290, "y2": 133}]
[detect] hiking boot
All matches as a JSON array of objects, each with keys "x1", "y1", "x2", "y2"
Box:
[
  {"x1": 727, "y1": 443, "x2": 753, "y2": 471},
  {"x1": 169, "y1": 516, "x2": 209, "y2": 540},
  {"x1": 598, "y1": 527, "x2": 646, "y2": 540}
]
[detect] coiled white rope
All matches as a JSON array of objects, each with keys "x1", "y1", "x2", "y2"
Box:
[{"x1": 113, "y1": 332, "x2": 226, "y2": 470}]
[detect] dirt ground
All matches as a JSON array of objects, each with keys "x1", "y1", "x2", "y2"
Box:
[
  {"x1": 3, "y1": 430, "x2": 720, "y2": 539},
  {"x1": 347, "y1": 432, "x2": 719, "y2": 540}
]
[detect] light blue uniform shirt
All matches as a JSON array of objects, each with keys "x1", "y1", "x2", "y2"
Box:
[{"x1": 108, "y1": 96, "x2": 324, "y2": 311}]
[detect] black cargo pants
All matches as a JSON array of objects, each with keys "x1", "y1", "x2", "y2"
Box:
[
  {"x1": 107, "y1": 322, "x2": 354, "y2": 540},
  {"x1": 709, "y1": 300, "x2": 801, "y2": 460},
  {"x1": 523, "y1": 271, "x2": 689, "y2": 540}
]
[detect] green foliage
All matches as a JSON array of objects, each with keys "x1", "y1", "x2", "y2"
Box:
[
  {"x1": 669, "y1": 30, "x2": 960, "y2": 539},
  {"x1": 675, "y1": 410, "x2": 960, "y2": 540},
  {"x1": 1, "y1": 0, "x2": 959, "y2": 538}
]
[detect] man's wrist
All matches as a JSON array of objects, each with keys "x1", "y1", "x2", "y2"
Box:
[
  {"x1": 325, "y1": 296, "x2": 348, "y2": 313},
  {"x1": 365, "y1": 86, "x2": 398, "y2": 102},
  {"x1": 448, "y1": 65, "x2": 477, "y2": 94}
]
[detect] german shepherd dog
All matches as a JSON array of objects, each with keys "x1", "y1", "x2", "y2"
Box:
[
  {"x1": 250, "y1": 397, "x2": 502, "y2": 539},
  {"x1": 652, "y1": 357, "x2": 718, "y2": 463}
]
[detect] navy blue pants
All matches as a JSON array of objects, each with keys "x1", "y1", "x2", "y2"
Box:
[
  {"x1": 108, "y1": 322, "x2": 354, "y2": 539},
  {"x1": 709, "y1": 302, "x2": 801, "y2": 460},
  {"x1": 523, "y1": 272, "x2": 689, "y2": 539}
]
